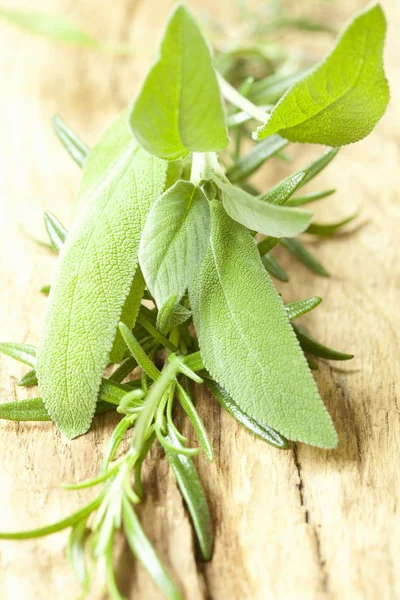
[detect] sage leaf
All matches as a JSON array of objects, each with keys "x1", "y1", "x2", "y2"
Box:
[
  {"x1": 285, "y1": 297, "x2": 322, "y2": 320},
  {"x1": 165, "y1": 428, "x2": 213, "y2": 560},
  {"x1": 122, "y1": 497, "x2": 182, "y2": 600},
  {"x1": 189, "y1": 201, "x2": 337, "y2": 447},
  {"x1": 280, "y1": 237, "x2": 329, "y2": 277},
  {"x1": 0, "y1": 342, "x2": 36, "y2": 368},
  {"x1": 256, "y1": 4, "x2": 389, "y2": 145},
  {"x1": 52, "y1": 115, "x2": 89, "y2": 168},
  {"x1": 293, "y1": 325, "x2": 354, "y2": 361},
  {"x1": 139, "y1": 181, "x2": 210, "y2": 326},
  {"x1": 129, "y1": 4, "x2": 228, "y2": 160},
  {"x1": 220, "y1": 181, "x2": 313, "y2": 238},
  {"x1": 0, "y1": 7, "x2": 99, "y2": 48},
  {"x1": 205, "y1": 380, "x2": 288, "y2": 449},
  {"x1": 44, "y1": 211, "x2": 67, "y2": 253},
  {"x1": 36, "y1": 125, "x2": 166, "y2": 439}
]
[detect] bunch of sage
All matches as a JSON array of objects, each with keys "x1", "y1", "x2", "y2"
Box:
[{"x1": 0, "y1": 3, "x2": 389, "y2": 598}]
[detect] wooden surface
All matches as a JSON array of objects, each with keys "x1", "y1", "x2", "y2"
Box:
[{"x1": 0, "y1": 1, "x2": 399, "y2": 598}]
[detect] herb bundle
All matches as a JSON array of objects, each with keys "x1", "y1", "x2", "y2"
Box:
[{"x1": 0, "y1": 3, "x2": 389, "y2": 599}]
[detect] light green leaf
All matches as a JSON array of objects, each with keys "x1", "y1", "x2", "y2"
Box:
[
  {"x1": 189, "y1": 201, "x2": 337, "y2": 447},
  {"x1": 52, "y1": 115, "x2": 89, "y2": 168},
  {"x1": 219, "y1": 179, "x2": 313, "y2": 238},
  {"x1": 129, "y1": 3, "x2": 228, "y2": 160},
  {"x1": 139, "y1": 181, "x2": 210, "y2": 325},
  {"x1": 44, "y1": 212, "x2": 67, "y2": 253},
  {"x1": 0, "y1": 342, "x2": 36, "y2": 368},
  {"x1": 36, "y1": 125, "x2": 167, "y2": 439},
  {"x1": 0, "y1": 7, "x2": 99, "y2": 48},
  {"x1": 256, "y1": 4, "x2": 389, "y2": 145},
  {"x1": 122, "y1": 498, "x2": 182, "y2": 600},
  {"x1": 18, "y1": 369, "x2": 38, "y2": 387},
  {"x1": 285, "y1": 297, "x2": 322, "y2": 320}
]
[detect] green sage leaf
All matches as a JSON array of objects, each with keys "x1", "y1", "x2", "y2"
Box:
[
  {"x1": 36, "y1": 121, "x2": 167, "y2": 439},
  {"x1": 256, "y1": 4, "x2": 389, "y2": 145},
  {"x1": 220, "y1": 180, "x2": 313, "y2": 238},
  {"x1": 189, "y1": 201, "x2": 337, "y2": 448},
  {"x1": 129, "y1": 4, "x2": 228, "y2": 160},
  {"x1": 139, "y1": 181, "x2": 210, "y2": 326}
]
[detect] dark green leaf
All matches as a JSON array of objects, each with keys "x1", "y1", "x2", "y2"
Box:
[
  {"x1": 261, "y1": 254, "x2": 288, "y2": 282},
  {"x1": 165, "y1": 428, "x2": 213, "y2": 561},
  {"x1": 205, "y1": 380, "x2": 288, "y2": 449},
  {"x1": 293, "y1": 325, "x2": 354, "y2": 361},
  {"x1": 280, "y1": 238, "x2": 329, "y2": 277},
  {"x1": 286, "y1": 189, "x2": 335, "y2": 207},
  {"x1": 306, "y1": 213, "x2": 357, "y2": 236},
  {"x1": 225, "y1": 135, "x2": 288, "y2": 183}
]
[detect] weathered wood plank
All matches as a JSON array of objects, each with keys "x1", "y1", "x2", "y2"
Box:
[{"x1": 0, "y1": 1, "x2": 399, "y2": 599}]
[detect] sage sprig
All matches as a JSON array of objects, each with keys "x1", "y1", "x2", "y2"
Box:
[{"x1": 0, "y1": 2, "x2": 389, "y2": 598}]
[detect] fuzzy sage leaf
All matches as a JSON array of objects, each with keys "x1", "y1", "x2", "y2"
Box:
[
  {"x1": 139, "y1": 180, "x2": 210, "y2": 329},
  {"x1": 189, "y1": 201, "x2": 337, "y2": 448},
  {"x1": 256, "y1": 4, "x2": 389, "y2": 145},
  {"x1": 129, "y1": 3, "x2": 228, "y2": 160},
  {"x1": 36, "y1": 120, "x2": 167, "y2": 439}
]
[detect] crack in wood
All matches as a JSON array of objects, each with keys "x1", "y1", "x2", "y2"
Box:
[{"x1": 293, "y1": 444, "x2": 330, "y2": 594}]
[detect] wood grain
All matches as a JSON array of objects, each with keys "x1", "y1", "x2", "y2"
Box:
[{"x1": 0, "y1": 1, "x2": 399, "y2": 599}]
